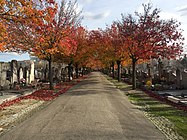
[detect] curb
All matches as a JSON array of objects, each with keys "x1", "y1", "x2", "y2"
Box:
[{"x1": 0, "y1": 90, "x2": 36, "y2": 105}]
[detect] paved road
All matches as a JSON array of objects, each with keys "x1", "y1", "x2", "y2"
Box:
[{"x1": 0, "y1": 72, "x2": 166, "y2": 140}]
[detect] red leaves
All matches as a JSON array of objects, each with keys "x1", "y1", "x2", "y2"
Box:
[
  {"x1": 0, "y1": 88, "x2": 67, "y2": 110},
  {"x1": 0, "y1": 76, "x2": 87, "y2": 110},
  {"x1": 1, "y1": 90, "x2": 51, "y2": 109},
  {"x1": 22, "y1": 90, "x2": 57, "y2": 101},
  {"x1": 23, "y1": 84, "x2": 73, "y2": 101},
  {"x1": 0, "y1": 98, "x2": 22, "y2": 110},
  {"x1": 115, "y1": 6, "x2": 184, "y2": 62}
]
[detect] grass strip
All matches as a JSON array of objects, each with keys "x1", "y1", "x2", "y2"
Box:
[{"x1": 106, "y1": 76, "x2": 187, "y2": 140}]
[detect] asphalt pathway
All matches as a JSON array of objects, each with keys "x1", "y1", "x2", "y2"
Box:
[{"x1": 0, "y1": 72, "x2": 166, "y2": 140}]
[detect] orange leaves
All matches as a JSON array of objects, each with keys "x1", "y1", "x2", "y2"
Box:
[
  {"x1": 39, "y1": 37, "x2": 45, "y2": 43},
  {"x1": 29, "y1": 3, "x2": 79, "y2": 61},
  {"x1": 0, "y1": 0, "x2": 46, "y2": 51},
  {"x1": 45, "y1": 6, "x2": 57, "y2": 20},
  {"x1": 58, "y1": 37, "x2": 77, "y2": 56},
  {"x1": 0, "y1": 0, "x2": 83, "y2": 65},
  {"x1": 0, "y1": 42, "x2": 5, "y2": 51},
  {"x1": 63, "y1": 26, "x2": 89, "y2": 67}
]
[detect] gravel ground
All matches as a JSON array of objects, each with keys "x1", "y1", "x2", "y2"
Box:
[{"x1": 0, "y1": 99, "x2": 47, "y2": 136}]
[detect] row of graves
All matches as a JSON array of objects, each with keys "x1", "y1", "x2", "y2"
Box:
[
  {"x1": 34, "y1": 60, "x2": 76, "y2": 84},
  {"x1": 0, "y1": 59, "x2": 84, "y2": 95},
  {"x1": 123, "y1": 58, "x2": 187, "y2": 108},
  {"x1": 0, "y1": 60, "x2": 35, "y2": 90},
  {"x1": 0, "y1": 60, "x2": 35, "y2": 96}
]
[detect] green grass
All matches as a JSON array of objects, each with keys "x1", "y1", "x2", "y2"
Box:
[
  {"x1": 106, "y1": 75, "x2": 187, "y2": 139},
  {"x1": 127, "y1": 92, "x2": 187, "y2": 139}
]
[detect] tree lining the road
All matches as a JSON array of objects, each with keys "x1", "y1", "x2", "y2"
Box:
[
  {"x1": 0, "y1": 1, "x2": 184, "y2": 89},
  {"x1": 89, "y1": 3, "x2": 184, "y2": 89}
]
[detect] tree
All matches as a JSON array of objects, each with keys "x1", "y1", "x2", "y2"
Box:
[
  {"x1": 7, "y1": 0, "x2": 82, "y2": 89},
  {"x1": 73, "y1": 26, "x2": 89, "y2": 78},
  {"x1": 53, "y1": 26, "x2": 88, "y2": 81},
  {"x1": 117, "y1": 3, "x2": 184, "y2": 89},
  {"x1": 87, "y1": 29, "x2": 109, "y2": 70},
  {"x1": 0, "y1": 0, "x2": 54, "y2": 51},
  {"x1": 107, "y1": 23, "x2": 128, "y2": 81}
]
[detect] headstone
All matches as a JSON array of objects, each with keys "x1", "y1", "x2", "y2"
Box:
[
  {"x1": 147, "y1": 63, "x2": 153, "y2": 79},
  {"x1": 176, "y1": 68, "x2": 182, "y2": 89},
  {"x1": 181, "y1": 70, "x2": 187, "y2": 89},
  {"x1": 18, "y1": 65, "x2": 24, "y2": 82},
  {"x1": 24, "y1": 67, "x2": 29, "y2": 85},
  {"x1": 0, "y1": 63, "x2": 5, "y2": 87},
  {"x1": 0, "y1": 62, "x2": 11, "y2": 89},
  {"x1": 61, "y1": 68, "x2": 66, "y2": 82},
  {"x1": 158, "y1": 58, "x2": 163, "y2": 80},
  {"x1": 10, "y1": 60, "x2": 18, "y2": 84},
  {"x1": 26, "y1": 69, "x2": 30, "y2": 84},
  {"x1": 44, "y1": 65, "x2": 48, "y2": 80},
  {"x1": 29, "y1": 61, "x2": 35, "y2": 83},
  {"x1": 41, "y1": 68, "x2": 45, "y2": 80}
]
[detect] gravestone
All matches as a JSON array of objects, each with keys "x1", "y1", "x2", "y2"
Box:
[
  {"x1": 44, "y1": 65, "x2": 48, "y2": 80},
  {"x1": 10, "y1": 60, "x2": 18, "y2": 85},
  {"x1": 29, "y1": 61, "x2": 35, "y2": 83},
  {"x1": 18, "y1": 65, "x2": 24, "y2": 82},
  {"x1": 176, "y1": 68, "x2": 182, "y2": 89},
  {"x1": 0, "y1": 62, "x2": 11, "y2": 89},
  {"x1": 24, "y1": 67, "x2": 29, "y2": 85},
  {"x1": 61, "y1": 68, "x2": 66, "y2": 82},
  {"x1": 167, "y1": 71, "x2": 176, "y2": 83},
  {"x1": 181, "y1": 70, "x2": 187, "y2": 89},
  {"x1": 158, "y1": 58, "x2": 164, "y2": 80},
  {"x1": 54, "y1": 68, "x2": 60, "y2": 81},
  {"x1": 147, "y1": 63, "x2": 153, "y2": 82}
]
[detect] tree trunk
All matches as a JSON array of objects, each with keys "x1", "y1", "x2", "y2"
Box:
[
  {"x1": 111, "y1": 62, "x2": 115, "y2": 79},
  {"x1": 48, "y1": 58, "x2": 53, "y2": 90},
  {"x1": 132, "y1": 59, "x2": 137, "y2": 90},
  {"x1": 75, "y1": 63, "x2": 79, "y2": 79},
  {"x1": 117, "y1": 60, "x2": 121, "y2": 82}
]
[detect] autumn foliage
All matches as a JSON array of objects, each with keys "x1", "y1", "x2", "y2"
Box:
[
  {"x1": 115, "y1": 4, "x2": 184, "y2": 88},
  {"x1": 3, "y1": 0, "x2": 83, "y2": 89},
  {"x1": 84, "y1": 3, "x2": 184, "y2": 88},
  {"x1": 0, "y1": 1, "x2": 184, "y2": 90},
  {"x1": 0, "y1": 0, "x2": 56, "y2": 51}
]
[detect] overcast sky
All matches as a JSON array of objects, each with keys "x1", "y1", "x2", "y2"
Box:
[
  {"x1": 79, "y1": 0, "x2": 187, "y2": 36},
  {"x1": 1, "y1": 0, "x2": 187, "y2": 62}
]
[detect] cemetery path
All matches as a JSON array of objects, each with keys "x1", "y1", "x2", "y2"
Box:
[{"x1": 0, "y1": 72, "x2": 166, "y2": 140}]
